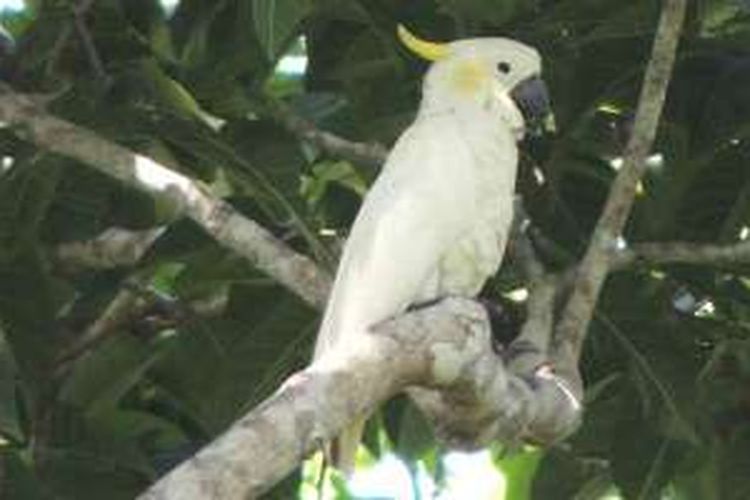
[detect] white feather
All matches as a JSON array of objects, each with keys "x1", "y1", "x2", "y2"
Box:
[{"x1": 314, "y1": 109, "x2": 516, "y2": 364}]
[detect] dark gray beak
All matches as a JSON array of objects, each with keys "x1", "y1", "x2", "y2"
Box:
[{"x1": 510, "y1": 75, "x2": 555, "y2": 135}]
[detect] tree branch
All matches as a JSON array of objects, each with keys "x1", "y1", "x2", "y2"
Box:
[
  {"x1": 53, "y1": 272, "x2": 155, "y2": 375},
  {"x1": 0, "y1": 87, "x2": 331, "y2": 308},
  {"x1": 43, "y1": 0, "x2": 97, "y2": 78},
  {"x1": 553, "y1": 0, "x2": 687, "y2": 374},
  {"x1": 54, "y1": 227, "x2": 164, "y2": 271},
  {"x1": 138, "y1": 298, "x2": 580, "y2": 500},
  {"x1": 71, "y1": 0, "x2": 110, "y2": 85},
  {"x1": 263, "y1": 97, "x2": 388, "y2": 167},
  {"x1": 508, "y1": 199, "x2": 546, "y2": 281},
  {"x1": 54, "y1": 276, "x2": 229, "y2": 375},
  {"x1": 612, "y1": 239, "x2": 750, "y2": 270}
]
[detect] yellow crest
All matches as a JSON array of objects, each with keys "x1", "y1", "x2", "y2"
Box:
[{"x1": 397, "y1": 25, "x2": 449, "y2": 61}]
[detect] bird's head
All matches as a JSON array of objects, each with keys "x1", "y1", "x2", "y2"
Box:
[{"x1": 398, "y1": 25, "x2": 555, "y2": 140}]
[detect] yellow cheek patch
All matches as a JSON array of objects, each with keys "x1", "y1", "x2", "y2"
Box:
[{"x1": 451, "y1": 60, "x2": 488, "y2": 95}]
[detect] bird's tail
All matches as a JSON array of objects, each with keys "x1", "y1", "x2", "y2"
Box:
[
  {"x1": 314, "y1": 303, "x2": 367, "y2": 475},
  {"x1": 330, "y1": 416, "x2": 366, "y2": 476}
]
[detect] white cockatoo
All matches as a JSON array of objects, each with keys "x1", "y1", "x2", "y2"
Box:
[{"x1": 313, "y1": 25, "x2": 553, "y2": 473}]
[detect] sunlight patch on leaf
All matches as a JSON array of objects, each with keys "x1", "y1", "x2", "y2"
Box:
[{"x1": 505, "y1": 287, "x2": 529, "y2": 303}]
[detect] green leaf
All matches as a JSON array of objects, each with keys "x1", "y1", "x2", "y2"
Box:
[
  {"x1": 220, "y1": 118, "x2": 332, "y2": 264},
  {"x1": 0, "y1": 449, "x2": 51, "y2": 500},
  {"x1": 495, "y1": 448, "x2": 543, "y2": 500},
  {"x1": 611, "y1": 433, "x2": 684, "y2": 500},
  {"x1": 394, "y1": 400, "x2": 434, "y2": 463},
  {"x1": 149, "y1": 279, "x2": 316, "y2": 431},
  {"x1": 0, "y1": 249, "x2": 65, "y2": 396},
  {"x1": 36, "y1": 407, "x2": 153, "y2": 500},
  {"x1": 0, "y1": 153, "x2": 62, "y2": 259},
  {"x1": 252, "y1": 0, "x2": 313, "y2": 62},
  {"x1": 59, "y1": 335, "x2": 162, "y2": 416}
]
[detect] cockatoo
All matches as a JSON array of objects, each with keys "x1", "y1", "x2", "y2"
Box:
[{"x1": 313, "y1": 25, "x2": 553, "y2": 473}]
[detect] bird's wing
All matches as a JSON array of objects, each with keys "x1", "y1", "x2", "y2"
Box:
[{"x1": 313, "y1": 116, "x2": 480, "y2": 362}]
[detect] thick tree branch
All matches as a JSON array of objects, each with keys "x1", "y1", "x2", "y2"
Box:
[
  {"x1": 0, "y1": 87, "x2": 331, "y2": 308},
  {"x1": 553, "y1": 0, "x2": 687, "y2": 373},
  {"x1": 138, "y1": 298, "x2": 579, "y2": 500}
]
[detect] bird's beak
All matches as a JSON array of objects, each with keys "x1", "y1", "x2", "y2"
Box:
[
  {"x1": 397, "y1": 25, "x2": 450, "y2": 62},
  {"x1": 510, "y1": 76, "x2": 556, "y2": 135}
]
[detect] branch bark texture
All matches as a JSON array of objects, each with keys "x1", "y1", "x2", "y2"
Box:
[
  {"x1": 554, "y1": 0, "x2": 687, "y2": 368},
  {"x1": 138, "y1": 299, "x2": 580, "y2": 499}
]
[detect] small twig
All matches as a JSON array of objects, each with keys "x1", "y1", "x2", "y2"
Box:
[
  {"x1": 612, "y1": 240, "x2": 750, "y2": 270},
  {"x1": 45, "y1": 25, "x2": 74, "y2": 78},
  {"x1": 43, "y1": 0, "x2": 98, "y2": 78},
  {"x1": 264, "y1": 97, "x2": 388, "y2": 167},
  {"x1": 553, "y1": 0, "x2": 687, "y2": 371},
  {"x1": 55, "y1": 227, "x2": 164, "y2": 271},
  {"x1": 53, "y1": 272, "x2": 153, "y2": 375},
  {"x1": 548, "y1": 237, "x2": 750, "y2": 328},
  {"x1": 53, "y1": 276, "x2": 229, "y2": 375},
  {"x1": 71, "y1": 0, "x2": 110, "y2": 85}
]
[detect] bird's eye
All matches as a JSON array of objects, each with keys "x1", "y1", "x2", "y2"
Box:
[{"x1": 497, "y1": 62, "x2": 512, "y2": 75}]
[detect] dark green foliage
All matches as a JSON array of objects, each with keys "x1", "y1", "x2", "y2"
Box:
[{"x1": 0, "y1": 0, "x2": 750, "y2": 498}]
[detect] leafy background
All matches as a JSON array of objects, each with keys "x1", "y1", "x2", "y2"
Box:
[{"x1": 1, "y1": 0, "x2": 750, "y2": 498}]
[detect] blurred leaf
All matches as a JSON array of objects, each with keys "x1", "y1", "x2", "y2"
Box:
[
  {"x1": 0, "y1": 449, "x2": 51, "y2": 500},
  {"x1": 149, "y1": 279, "x2": 316, "y2": 430},
  {"x1": 495, "y1": 448, "x2": 543, "y2": 500},
  {"x1": 436, "y1": 0, "x2": 532, "y2": 27},
  {"x1": 0, "y1": 153, "x2": 62, "y2": 258},
  {"x1": 253, "y1": 0, "x2": 313, "y2": 62},
  {"x1": 221, "y1": 118, "x2": 332, "y2": 263},
  {"x1": 611, "y1": 432, "x2": 680, "y2": 500},
  {"x1": 0, "y1": 249, "x2": 64, "y2": 396},
  {"x1": 532, "y1": 448, "x2": 606, "y2": 500},
  {"x1": 392, "y1": 397, "x2": 434, "y2": 463},
  {"x1": 59, "y1": 336, "x2": 162, "y2": 416},
  {"x1": 302, "y1": 160, "x2": 367, "y2": 206},
  {"x1": 0, "y1": 330, "x2": 22, "y2": 442},
  {"x1": 22, "y1": 403, "x2": 160, "y2": 500},
  {"x1": 716, "y1": 427, "x2": 750, "y2": 500}
]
